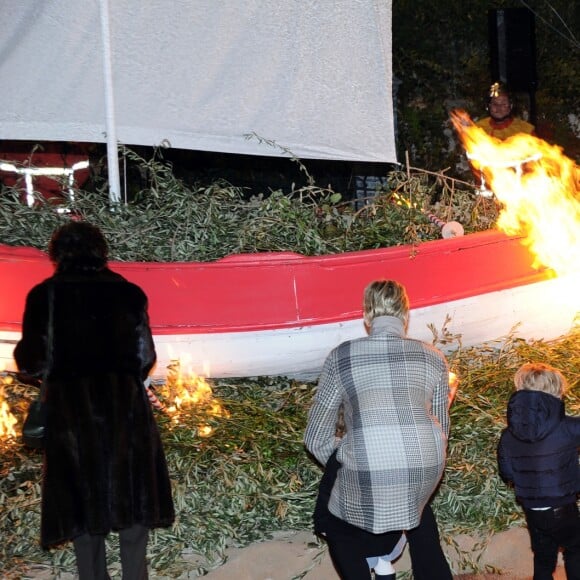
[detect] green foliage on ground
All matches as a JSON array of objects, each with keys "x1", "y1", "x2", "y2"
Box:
[{"x1": 2, "y1": 327, "x2": 579, "y2": 577}]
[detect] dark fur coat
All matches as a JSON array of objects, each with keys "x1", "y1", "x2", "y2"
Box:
[{"x1": 14, "y1": 268, "x2": 175, "y2": 547}]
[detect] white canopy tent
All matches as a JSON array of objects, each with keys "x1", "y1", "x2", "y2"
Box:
[{"x1": 0, "y1": 0, "x2": 397, "y2": 201}]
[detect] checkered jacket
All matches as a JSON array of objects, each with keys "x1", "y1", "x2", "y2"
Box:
[{"x1": 304, "y1": 316, "x2": 450, "y2": 533}]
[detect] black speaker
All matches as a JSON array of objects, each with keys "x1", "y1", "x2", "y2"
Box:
[{"x1": 488, "y1": 8, "x2": 537, "y2": 92}]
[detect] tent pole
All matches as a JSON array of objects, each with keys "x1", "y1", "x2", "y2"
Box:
[{"x1": 99, "y1": 0, "x2": 121, "y2": 205}]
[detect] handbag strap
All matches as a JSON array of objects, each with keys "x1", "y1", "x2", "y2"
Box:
[{"x1": 39, "y1": 283, "x2": 55, "y2": 401}]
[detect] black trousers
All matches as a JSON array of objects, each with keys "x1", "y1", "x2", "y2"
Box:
[
  {"x1": 524, "y1": 503, "x2": 580, "y2": 580},
  {"x1": 323, "y1": 504, "x2": 452, "y2": 580},
  {"x1": 325, "y1": 525, "x2": 401, "y2": 579},
  {"x1": 407, "y1": 503, "x2": 453, "y2": 580},
  {"x1": 73, "y1": 524, "x2": 149, "y2": 580},
  {"x1": 315, "y1": 451, "x2": 453, "y2": 580}
]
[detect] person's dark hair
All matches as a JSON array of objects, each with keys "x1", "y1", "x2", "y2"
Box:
[
  {"x1": 486, "y1": 81, "x2": 512, "y2": 105},
  {"x1": 486, "y1": 81, "x2": 518, "y2": 111},
  {"x1": 48, "y1": 221, "x2": 109, "y2": 273}
]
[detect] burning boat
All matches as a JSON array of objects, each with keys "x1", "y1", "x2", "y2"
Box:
[
  {"x1": 0, "y1": 230, "x2": 577, "y2": 382},
  {"x1": 0, "y1": 117, "x2": 578, "y2": 381}
]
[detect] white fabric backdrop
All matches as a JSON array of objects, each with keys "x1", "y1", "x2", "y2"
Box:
[{"x1": 0, "y1": 0, "x2": 396, "y2": 163}]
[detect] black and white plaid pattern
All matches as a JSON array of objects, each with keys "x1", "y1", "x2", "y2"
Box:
[{"x1": 305, "y1": 316, "x2": 450, "y2": 533}]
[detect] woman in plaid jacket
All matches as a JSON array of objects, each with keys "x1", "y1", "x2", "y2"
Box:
[{"x1": 305, "y1": 279, "x2": 452, "y2": 579}]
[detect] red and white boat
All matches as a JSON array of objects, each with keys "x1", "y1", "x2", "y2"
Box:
[{"x1": 1, "y1": 230, "x2": 577, "y2": 381}]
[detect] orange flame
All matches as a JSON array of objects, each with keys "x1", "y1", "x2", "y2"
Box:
[
  {"x1": 159, "y1": 357, "x2": 229, "y2": 437},
  {"x1": 0, "y1": 373, "x2": 18, "y2": 440},
  {"x1": 450, "y1": 110, "x2": 580, "y2": 278},
  {"x1": 448, "y1": 371, "x2": 459, "y2": 406}
]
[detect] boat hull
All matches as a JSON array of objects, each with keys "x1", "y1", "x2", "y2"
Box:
[{"x1": 0, "y1": 231, "x2": 577, "y2": 380}]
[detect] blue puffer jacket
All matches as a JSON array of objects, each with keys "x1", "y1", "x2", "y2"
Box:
[{"x1": 497, "y1": 389, "x2": 580, "y2": 508}]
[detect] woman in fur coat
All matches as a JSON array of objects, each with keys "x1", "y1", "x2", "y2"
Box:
[{"x1": 14, "y1": 221, "x2": 174, "y2": 580}]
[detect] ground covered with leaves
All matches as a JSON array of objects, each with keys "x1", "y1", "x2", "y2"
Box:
[{"x1": 1, "y1": 328, "x2": 578, "y2": 578}]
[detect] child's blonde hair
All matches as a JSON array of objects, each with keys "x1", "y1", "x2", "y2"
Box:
[{"x1": 514, "y1": 362, "x2": 568, "y2": 398}]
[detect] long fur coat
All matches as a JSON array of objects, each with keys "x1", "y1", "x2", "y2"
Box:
[{"x1": 14, "y1": 268, "x2": 175, "y2": 547}]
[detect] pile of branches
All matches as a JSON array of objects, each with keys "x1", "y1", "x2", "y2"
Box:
[
  {"x1": 0, "y1": 148, "x2": 498, "y2": 262},
  {"x1": 2, "y1": 327, "x2": 578, "y2": 578}
]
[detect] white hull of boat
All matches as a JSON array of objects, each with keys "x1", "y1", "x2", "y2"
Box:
[
  {"x1": 146, "y1": 274, "x2": 579, "y2": 380},
  {"x1": 1, "y1": 231, "x2": 578, "y2": 381},
  {"x1": 2, "y1": 273, "x2": 575, "y2": 381}
]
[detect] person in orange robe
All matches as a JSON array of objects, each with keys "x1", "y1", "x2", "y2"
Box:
[{"x1": 476, "y1": 82, "x2": 535, "y2": 140}]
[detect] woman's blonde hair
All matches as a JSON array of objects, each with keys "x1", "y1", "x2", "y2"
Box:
[
  {"x1": 514, "y1": 362, "x2": 568, "y2": 398},
  {"x1": 363, "y1": 279, "x2": 410, "y2": 326}
]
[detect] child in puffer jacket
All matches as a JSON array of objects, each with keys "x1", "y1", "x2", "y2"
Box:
[{"x1": 498, "y1": 362, "x2": 580, "y2": 580}]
